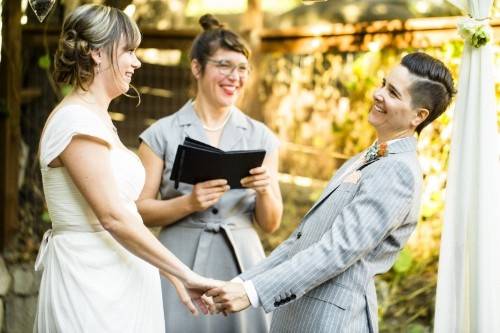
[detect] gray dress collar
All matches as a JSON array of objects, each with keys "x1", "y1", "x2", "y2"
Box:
[{"x1": 176, "y1": 100, "x2": 249, "y2": 151}]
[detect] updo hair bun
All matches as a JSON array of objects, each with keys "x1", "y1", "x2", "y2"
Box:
[
  {"x1": 189, "y1": 13, "x2": 250, "y2": 75},
  {"x1": 52, "y1": 4, "x2": 141, "y2": 92},
  {"x1": 53, "y1": 28, "x2": 93, "y2": 88},
  {"x1": 199, "y1": 14, "x2": 224, "y2": 31},
  {"x1": 66, "y1": 28, "x2": 78, "y2": 41}
]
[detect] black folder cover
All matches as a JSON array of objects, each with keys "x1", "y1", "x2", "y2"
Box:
[{"x1": 170, "y1": 137, "x2": 266, "y2": 189}]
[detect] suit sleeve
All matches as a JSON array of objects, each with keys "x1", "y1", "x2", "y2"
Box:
[{"x1": 251, "y1": 160, "x2": 415, "y2": 313}]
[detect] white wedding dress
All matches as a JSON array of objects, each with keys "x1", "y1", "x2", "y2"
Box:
[{"x1": 34, "y1": 105, "x2": 164, "y2": 333}]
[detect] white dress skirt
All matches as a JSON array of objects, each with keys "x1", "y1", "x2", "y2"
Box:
[{"x1": 34, "y1": 105, "x2": 164, "y2": 333}]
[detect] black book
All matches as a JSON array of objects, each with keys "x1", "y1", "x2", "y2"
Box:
[{"x1": 170, "y1": 137, "x2": 266, "y2": 189}]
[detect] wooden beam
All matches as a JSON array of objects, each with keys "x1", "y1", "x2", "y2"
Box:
[
  {"x1": 0, "y1": 0, "x2": 22, "y2": 250},
  {"x1": 21, "y1": 25, "x2": 199, "y2": 50},
  {"x1": 239, "y1": 0, "x2": 264, "y2": 121},
  {"x1": 259, "y1": 16, "x2": 500, "y2": 54}
]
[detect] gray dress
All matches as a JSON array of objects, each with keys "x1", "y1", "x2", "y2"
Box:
[{"x1": 140, "y1": 101, "x2": 279, "y2": 333}]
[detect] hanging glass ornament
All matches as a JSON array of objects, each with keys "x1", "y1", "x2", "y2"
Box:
[{"x1": 28, "y1": 0, "x2": 56, "y2": 23}]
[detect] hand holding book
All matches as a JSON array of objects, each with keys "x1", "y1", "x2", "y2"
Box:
[
  {"x1": 240, "y1": 166, "x2": 273, "y2": 194},
  {"x1": 189, "y1": 179, "x2": 230, "y2": 211},
  {"x1": 170, "y1": 137, "x2": 267, "y2": 189}
]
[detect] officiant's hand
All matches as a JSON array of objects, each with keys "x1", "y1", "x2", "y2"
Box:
[
  {"x1": 205, "y1": 281, "x2": 251, "y2": 313},
  {"x1": 241, "y1": 166, "x2": 271, "y2": 194},
  {"x1": 189, "y1": 179, "x2": 230, "y2": 211}
]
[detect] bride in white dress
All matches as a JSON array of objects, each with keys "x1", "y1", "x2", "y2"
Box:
[{"x1": 34, "y1": 4, "x2": 220, "y2": 332}]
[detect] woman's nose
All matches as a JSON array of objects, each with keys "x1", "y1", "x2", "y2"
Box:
[
  {"x1": 133, "y1": 55, "x2": 141, "y2": 69},
  {"x1": 373, "y1": 88, "x2": 383, "y2": 101},
  {"x1": 226, "y1": 69, "x2": 239, "y2": 81}
]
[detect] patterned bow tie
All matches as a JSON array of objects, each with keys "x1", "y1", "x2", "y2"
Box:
[{"x1": 364, "y1": 142, "x2": 388, "y2": 163}]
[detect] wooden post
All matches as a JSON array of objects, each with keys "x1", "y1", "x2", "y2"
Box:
[
  {"x1": 0, "y1": 0, "x2": 22, "y2": 250},
  {"x1": 239, "y1": 0, "x2": 264, "y2": 121},
  {"x1": 241, "y1": 0, "x2": 262, "y2": 49}
]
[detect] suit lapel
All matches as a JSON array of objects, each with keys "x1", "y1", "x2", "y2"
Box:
[
  {"x1": 303, "y1": 154, "x2": 362, "y2": 219},
  {"x1": 302, "y1": 136, "x2": 417, "y2": 220}
]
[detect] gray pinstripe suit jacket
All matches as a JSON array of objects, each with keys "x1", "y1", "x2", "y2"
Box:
[{"x1": 239, "y1": 136, "x2": 422, "y2": 333}]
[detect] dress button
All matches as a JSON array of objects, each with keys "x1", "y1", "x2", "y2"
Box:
[
  {"x1": 290, "y1": 294, "x2": 296, "y2": 300},
  {"x1": 296, "y1": 232, "x2": 302, "y2": 239},
  {"x1": 274, "y1": 301, "x2": 280, "y2": 307},
  {"x1": 212, "y1": 208, "x2": 219, "y2": 214}
]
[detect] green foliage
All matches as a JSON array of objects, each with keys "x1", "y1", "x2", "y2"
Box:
[
  {"x1": 406, "y1": 323, "x2": 430, "y2": 333},
  {"x1": 41, "y1": 211, "x2": 51, "y2": 224},
  {"x1": 60, "y1": 84, "x2": 73, "y2": 96},
  {"x1": 393, "y1": 248, "x2": 413, "y2": 274},
  {"x1": 38, "y1": 54, "x2": 51, "y2": 70}
]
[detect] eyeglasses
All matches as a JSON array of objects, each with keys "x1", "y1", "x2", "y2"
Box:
[{"x1": 206, "y1": 59, "x2": 251, "y2": 78}]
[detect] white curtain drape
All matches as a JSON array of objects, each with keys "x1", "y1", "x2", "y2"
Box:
[{"x1": 434, "y1": 0, "x2": 500, "y2": 332}]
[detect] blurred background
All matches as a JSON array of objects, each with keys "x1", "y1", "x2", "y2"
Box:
[{"x1": 1, "y1": 0, "x2": 499, "y2": 332}]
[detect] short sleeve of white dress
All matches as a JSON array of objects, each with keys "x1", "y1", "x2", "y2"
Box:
[{"x1": 39, "y1": 105, "x2": 114, "y2": 170}]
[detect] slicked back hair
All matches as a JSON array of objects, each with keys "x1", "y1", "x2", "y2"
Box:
[{"x1": 401, "y1": 52, "x2": 455, "y2": 134}]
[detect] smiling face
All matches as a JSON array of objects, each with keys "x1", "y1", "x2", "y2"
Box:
[
  {"x1": 368, "y1": 65, "x2": 428, "y2": 141},
  {"x1": 193, "y1": 48, "x2": 249, "y2": 108},
  {"x1": 115, "y1": 37, "x2": 141, "y2": 93},
  {"x1": 97, "y1": 36, "x2": 141, "y2": 98}
]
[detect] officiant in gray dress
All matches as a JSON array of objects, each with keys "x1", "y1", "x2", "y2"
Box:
[{"x1": 136, "y1": 14, "x2": 282, "y2": 333}]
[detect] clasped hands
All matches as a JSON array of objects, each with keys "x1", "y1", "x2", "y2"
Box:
[
  {"x1": 205, "y1": 281, "x2": 251, "y2": 314},
  {"x1": 170, "y1": 273, "x2": 251, "y2": 316}
]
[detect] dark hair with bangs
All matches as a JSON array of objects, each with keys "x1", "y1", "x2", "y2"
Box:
[
  {"x1": 189, "y1": 14, "x2": 250, "y2": 74},
  {"x1": 53, "y1": 4, "x2": 141, "y2": 93},
  {"x1": 401, "y1": 52, "x2": 456, "y2": 134}
]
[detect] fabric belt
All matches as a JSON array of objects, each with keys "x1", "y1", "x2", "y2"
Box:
[
  {"x1": 34, "y1": 224, "x2": 105, "y2": 271},
  {"x1": 177, "y1": 216, "x2": 252, "y2": 275}
]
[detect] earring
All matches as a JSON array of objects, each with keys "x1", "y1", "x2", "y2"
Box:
[{"x1": 96, "y1": 63, "x2": 101, "y2": 74}]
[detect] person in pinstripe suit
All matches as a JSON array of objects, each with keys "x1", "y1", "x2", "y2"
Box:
[{"x1": 207, "y1": 52, "x2": 455, "y2": 332}]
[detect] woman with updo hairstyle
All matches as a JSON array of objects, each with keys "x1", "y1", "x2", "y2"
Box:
[
  {"x1": 137, "y1": 14, "x2": 282, "y2": 332},
  {"x1": 35, "y1": 5, "x2": 221, "y2": 332}
]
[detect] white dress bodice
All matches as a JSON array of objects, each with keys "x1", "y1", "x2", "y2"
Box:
[{"x1": 34, "y1": 105, "x2": 163, "y2": 333}]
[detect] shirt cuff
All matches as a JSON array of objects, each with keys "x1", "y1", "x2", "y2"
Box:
[{"x1": 231, "y1": 277, "x2": 260, "y2": 308}]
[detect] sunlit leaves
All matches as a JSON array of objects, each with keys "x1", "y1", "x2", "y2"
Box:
[
  {"x1": 41, "y1": 211, "x2": 50, "y2": 224},
  {"x1": 393, "y1": 248, "x2": 414, "y2": 274},
  {"x1": 60, "y1": 84, "x2": 72, "y2": 96},
  {"x1": 37, "y1": 54, "x2": 50, "y2": 69}
]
